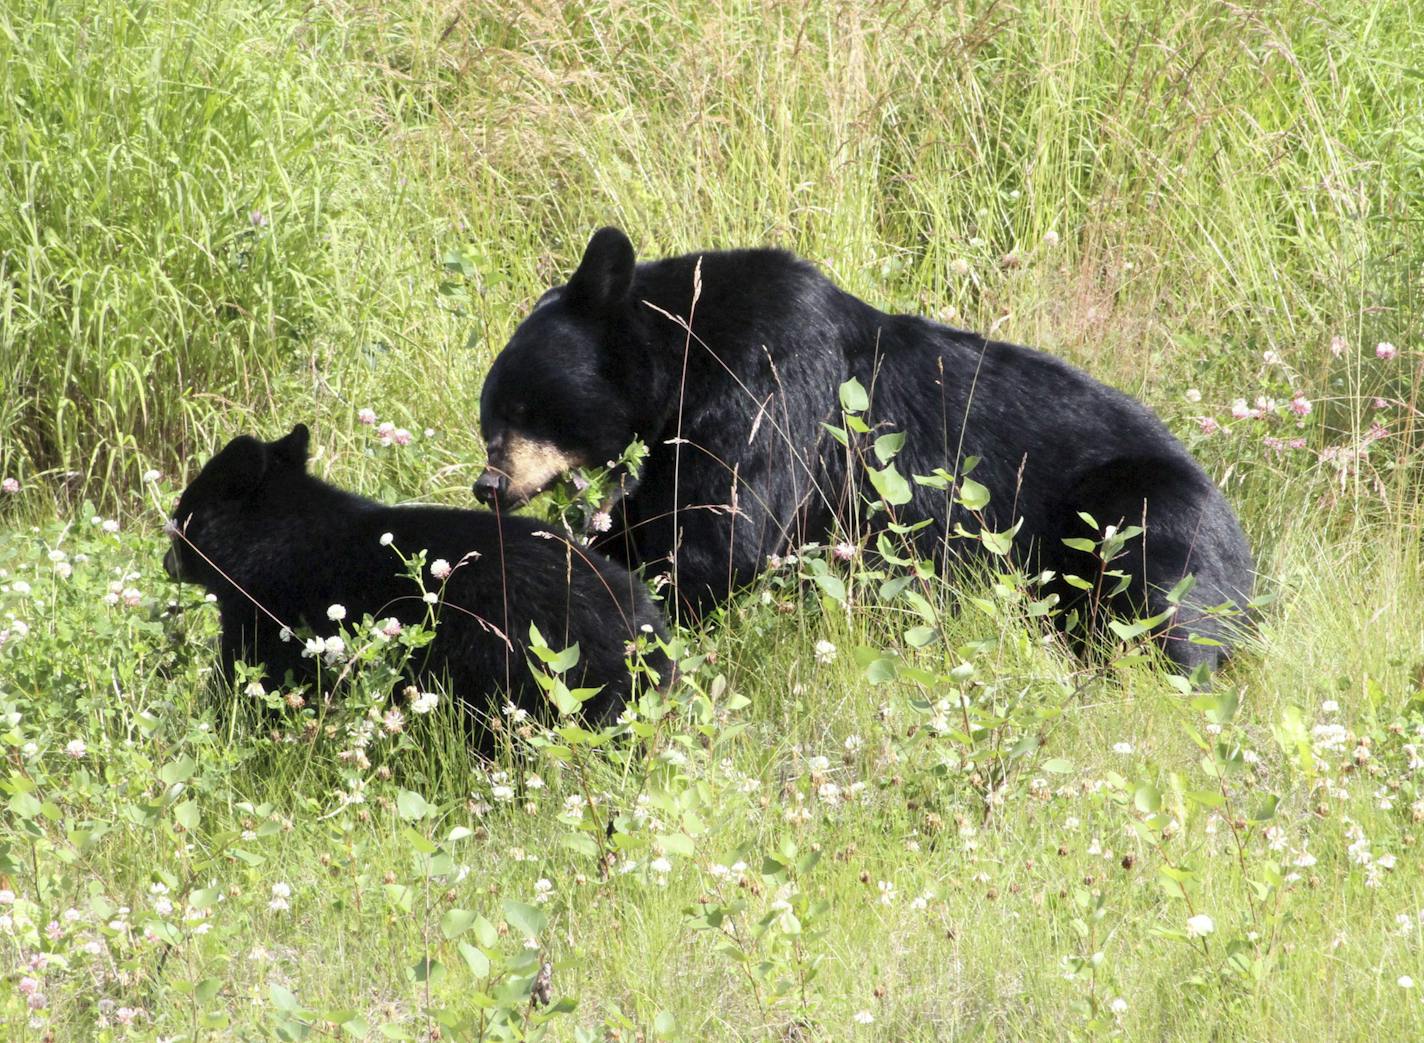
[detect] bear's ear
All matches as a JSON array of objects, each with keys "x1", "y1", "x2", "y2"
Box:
[
  {"x1": 210, "y1": 435, "x2": 269, "y2": 496},
  {"x1": 270, "y1": 423, "x2": 311, "y2": 470},
  {"x1": 564, "y1": 227, "x2": 636, "y2": 313}
]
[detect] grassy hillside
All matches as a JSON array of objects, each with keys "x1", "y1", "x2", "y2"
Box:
[{"x1": 2, "y1": 0, "x2": 1422, "y2": 1038}]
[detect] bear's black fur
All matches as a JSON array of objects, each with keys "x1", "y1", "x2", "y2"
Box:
[
  {"x1": 475, "y1": 228, "x2": 1254, "y2": 672},
  {"x1": 165, "y1": 424, "x2": 667, "y2": 729}
]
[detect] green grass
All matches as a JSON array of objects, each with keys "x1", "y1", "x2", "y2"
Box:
[{"x1": 2, "y1": 0, "x2": 1424, "y2": 1038}]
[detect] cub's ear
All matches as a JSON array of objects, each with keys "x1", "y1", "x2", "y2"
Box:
[
  {"x1": 210, "y1": 435, "x2": 269, "y2": 496},
  {"x1": 271, "y1": 423, "x2": 311, "y2": 469},
  {"x1": 564, "y1": 227, "x2": 636, "y2": 312}
]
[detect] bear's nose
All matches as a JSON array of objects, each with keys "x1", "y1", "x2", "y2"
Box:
[{"x1": 473, "y1": 470, "x2": 509, "y2": 506}]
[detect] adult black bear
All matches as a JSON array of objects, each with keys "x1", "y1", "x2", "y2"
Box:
[
  {"x1": 165, "y1": 424, "x2": 667, "y2": 731},
  {"x1": 474, "y1": 228, "x2": 1253, "y2": 671}
]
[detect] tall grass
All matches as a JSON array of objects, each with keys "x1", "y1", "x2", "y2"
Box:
[{"x1": 2, "y1": 0, "x2": 1423, "y2": 1038}]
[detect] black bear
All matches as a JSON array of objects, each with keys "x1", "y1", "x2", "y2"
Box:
[
  {"x1": 474, "y1": 228, "x2": 1254, "y2": 672},
  {"x1": 165, "y1": 423, "x2": 667, "y2": 731}
]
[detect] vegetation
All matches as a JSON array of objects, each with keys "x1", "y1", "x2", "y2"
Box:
[{"x1": 2, "y1": 0, "x2": 1422, "y2": 1037}]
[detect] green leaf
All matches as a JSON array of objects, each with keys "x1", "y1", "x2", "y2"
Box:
[
  {"x1": 196, "y1": 977, "x2": 221, "y2": 1004},
  {"x1": 839, "y1": 377, "x2": 869, "y2": 413},
  {"x1": 868, "y1": 464, "x2": 913, "y2": 506},
  {"x1": 396, "y1": 790, "x2": 429, "y2": 821},
  {"x1": 503, "y1": 899, "x2": 548, "y2": 940},
  {"x1": 159, "y1": 754, "x2": 196, "y2": 785},
  {"x1": 956, "y1": 477, "x2": 990, "y2": 511},
  {"x1": 1134, "y1": 783, "x2": 1161, "y2": 814},
  {"x1": 473, "y1": 914, "x2": 499, "y2": 949},
  {"x1": 440, "y1": 908, "x2": 478, "y2": 939},
  {"x1": 1043, "y1": 758, "x2": 1074, "y2": 774},
  {"x1": 653, "y1": 1011, "x2": 678, "y2": 1038},
  {"x1": 904, "y1": 625, "x2": 936, "y2": 648},
  {"x1": 458, "y1": 941, "x2": 490, "y2": 978},
  {"x1": 270, "y1": 984, "x2": 300, "y2": 1012},
  {"x1": 174, "y1": 800, "x2": 200, "y2": 830},
  {"x1": 873, "y1": 431, "x2": 906, "y2": 464}
]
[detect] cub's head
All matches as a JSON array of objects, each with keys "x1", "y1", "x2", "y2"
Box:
[
  {"x1": 164, "y1": 424, "x2": 311, "y2": 586},
  {"x1": 475, "y1": 227, "x2": 645, "y2": 508}
]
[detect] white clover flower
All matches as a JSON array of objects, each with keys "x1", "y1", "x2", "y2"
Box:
[
  {"x1": 525, "y1": 773, "x2": 544, "y2": 790},
  {"x1": 650, "y1": 856, "x2": 672, "y2": 875},
  {"x1": 854, "y1": 1009, "x2": 875, "y2": 1025},
  {"x1": 492, "y1": 784, "x2": 515, "y2": 802},
  {"x1": 1400, "y1": 975, "x2": 1414, "y2": 989},
  {"x1": 533, "y1": 879, "x2": 554, "y2": 904},
  {"x1": 379, "y1": 532, "x2": 394, "y2": 546},
  {"x1": 430, "y1": 559, "x2": 452, "y2": 580},
  {"x1": 411, "y1": 691, "x2": 438, "y2": 714},
  {"x1": 1113, "y1": 742, "x2": 1134, "y2": 755},
  {"x1": 1110, "y1": 998, "x2": 1128, "y2": 1015},
  {"x1": 65, "y1": 739, "x2": 87, "y2": 759},
  {"x1": 423, "y1": 591, "x2": 438, "y2": 604},
  {"x1": 326, "y1": 603, "x2": 347, "y2": 621},
  {"x1": 813, "y1": 639, "x2": 837, "y2": 665},
  {"x1": 1186, "y1": 913, "x2": 1215, "y2": 938},
  {"x1": 877, "y1": 880, "x2": 896, "y2": 905},
  {"x1": 102, "y1": 519, "x2": 120, "y2": 534}
]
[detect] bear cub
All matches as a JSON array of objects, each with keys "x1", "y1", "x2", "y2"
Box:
[
  {"x1": 165, "y1": 424, "x2": 667, "y2": 731},
  {"x1": 475, "y1": 227, "x2": 1254, "y2": 673}
]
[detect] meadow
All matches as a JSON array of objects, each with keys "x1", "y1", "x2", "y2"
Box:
[{"x1": 2, "y1": 0, "x2": 1423, "y2": 1038}]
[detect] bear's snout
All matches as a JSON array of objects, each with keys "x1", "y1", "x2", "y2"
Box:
[{"x1": 473, "y1": 469, "x2": 510, "y2": 506}]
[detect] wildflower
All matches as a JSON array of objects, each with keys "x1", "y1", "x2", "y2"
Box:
[
  {"x1": 65, "y1": 739, "x2": 87, "y2": 759},
  {"x1": 358, "y1": 408, "x2": 377, "y2": 425},
  {"x1": 102, "y1": 519, "x2": 120, "y2": 534},
  {"x1": 423, "y1": 591, "x2": 438, "y2": 604},
  {"x1": 650, "y1": 856, "x2": 672, "y2": 875},
  {"x1": 142, "y1": 468, "x2": 161, "y2": 483},
  {"x1": 1400, "y1": 976, "x2": 1415, "y2": 989},
  {"x1": 1197, "y1": 416, "x2": 1220, "y2": 435},
  {"x1": 855, "y1": 1010, "x2": 875, "y2": 1025},
  {"x1": 1110, "y1": 998, "x2": 1128, "y2": 1015},
  {"x1": 430, "y1": 559, "x2": 452, "y2": 581},
  {"x1": 1377, "y1": 342, "x2": 1399, "y2": 361},
  {"x1": 1, "y1": 478, "x2": 18, "y2": 494},
  {"x1": 1321, "y1": 699, "x2": 1340, "y2": 714},
  {"x1": 1042, "y1": 229, "x2": 1060, "y2": 247},
  {"x1": 1289, "y1": 393, "x2": 1312, "y2": 417},
  {"x1": 590, "y1": 510, "x2": 613, "y2": 533},
  {"x1": 411, "y1": 691, "x2": 438, "y2": 714},
  {"x1": 1263, "y1": 350, "x2": 1282, "y2": 365},
  {"x1": 877, "y1": 880, "x2": 896, "y2": 905},
  {"x1": 814, "y1": 639, "x2": 837, "y2": 665},
  {"x1": 377, "y1": 421, "x2": 396, "y2": 446},
  {"x1": 1230, "y1": 399, "x2": 1254, "y2": 420},
  {"x1": 1112, "y1": 742, "x2": 1134, "y2": 755},
  {"x1": 844, "y1": 734, "x2": 863, "y2": 753},
  {"x1": 492, "y1": 784, "x2": 515, "y2": 802},
  {"x1": 833, "y1": 540, "x2": 857, "y2": 562},
  {"x1": 122, "y1": 587, "x2": 141, "y2": 607},
  {"x1": 268, "y1": 882, "x2": 291, "y2": 912},
  {"x1": 380, "y1": 618, "x2": 402, "y2": 638},
  {"x1": 326, "y1": 603, "x2": 347, "y2": 621},
  {"x1": 1330, "y1": 335, "x2": 1347, "y2": 358},
  {"x1": 382, "y1": 708, "x2": 404, "y2": 733},
  {"x1": 393, "y1": 427, "x2": 413, "y2": 446},
  {"x1": 0, "y1": 890, "x2": 16, "y2": 905},
  {"x1": 1186, "y1": 913, "x2": 1215, "y2": 938},
  {"x1": 1184, "y1": 388, "x2": 1202, "y2": 403},
  {"x1": 949, "y1": 258, "x2": 970, "y2": 276},
  {"x1": 379, "y1": 532, "x2": 394, "y2": 546}
]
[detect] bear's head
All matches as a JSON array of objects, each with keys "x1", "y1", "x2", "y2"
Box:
[
  {"x1": 475, "y1": 227, "x2": 653, "y2": 508},
  {"x1": 164, "y1": 424, "x2": 311, "y2": 587}
]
